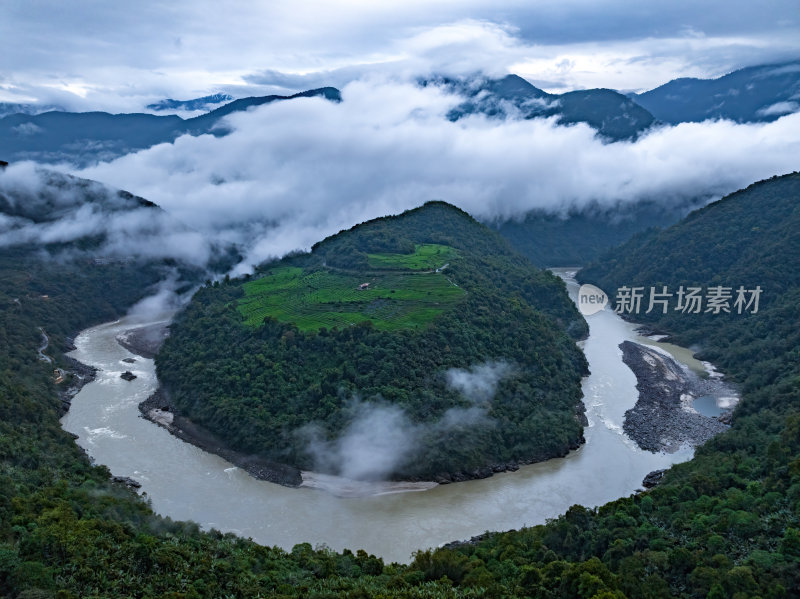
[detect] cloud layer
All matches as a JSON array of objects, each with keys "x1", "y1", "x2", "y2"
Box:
[
  {"x1": 0, "y1": 162, "x2": 211, "y2": 266},
  {"x1": 70, "y1": 77, "x2": 800, "y2": 274}
]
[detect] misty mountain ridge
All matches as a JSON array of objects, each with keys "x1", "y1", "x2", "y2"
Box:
[
  {"x1": 0, "y1": 87, "x2": 341, "y2": 166},
  {"x1": 3, "y1": 59, "x2": 798, "y2": 168},
  {"x1": 581, "y1": 171, "x2": 800, "y2": 323},
  {"x1": 634, "y1": 59, "x2": 800, "y2": 123},
  {"x1": 0, "y1": 167, "x2": 157, "y2": 224},
  {"x1": 429, "y1": 74, "x2": 656, "y2": 140},
  {"x1": 0, "y1": 101, "x2": 65, "y2": 119},
  {"x1": 496, "y1": 197, "x2": 704, "y2": 267},
  {"x1": 147, "y1": 93, "x2": 233, "y2": 112},
  {"x1": 0, "y1": 165, "x2": 237, "y2": 271}
]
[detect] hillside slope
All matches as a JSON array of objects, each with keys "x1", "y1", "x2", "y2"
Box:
[
  {"x1": 157, "y1": 201, "x2": 589, "y2": 482},
  {"x1": 635, "y1": 60, "x2": 800, "y2": 124},
  {"x1": 496, "y1": 199, "x2": 698, "y2": 267},
  {"x1": 579, "y1": 172, "x2": 800, "y2": 385}
]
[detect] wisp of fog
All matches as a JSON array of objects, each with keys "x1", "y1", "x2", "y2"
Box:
[{"x1": 300, "y1": 360, "x2": 513, "y2": 481}]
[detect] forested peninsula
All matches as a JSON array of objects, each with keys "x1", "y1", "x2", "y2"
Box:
[{"x1": 156, "y1": 201, "x2": 589, "y2": 482}]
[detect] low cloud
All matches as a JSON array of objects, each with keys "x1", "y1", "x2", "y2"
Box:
[
  {"x1": 0, "y1": 162, "x2": 212, "y2": 267},
  {"x1": 445, "y1": 360, "x2": 514, "y2": 405},
  {"x1": 12, "y1": 122, "x2": 43, "y2": 136},
  {"x1": 302, "y1": 401, "x2": 417, "y2": 481},
  {"x1": 756, "y1": 100, "x2": 799, "y2": 117},
  {"x1": 68, "y1": 76, "x2": 800, "y2": 275},
  {"x1": 126, "y1": 273, "x2": 194, "y2": 323},
  {"x1": 301, "y1": 360, "x2": 512, "y2": 480}
]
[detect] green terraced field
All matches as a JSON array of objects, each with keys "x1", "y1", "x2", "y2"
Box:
[
  {"x1": 367, "y1": 243, "x2": 457, "y2": 270},
  {"x1": 237, "y1": 264, "x2": 464, "y2": 331}
]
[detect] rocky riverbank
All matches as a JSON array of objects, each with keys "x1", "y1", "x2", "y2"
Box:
[
  {"x1": 428, "y1": 424, "x2": 585, "y2": 484},
  {"x1": 138, "y1": 384, "x2": 585, "y2": 490},
  {"x1": 57, "y1": 355, "x2": 98, "y2": 415},
  {"x1": 115, "y1": 319, "x2": 300, "y2": 487},
  {"x1": 116, "y1": 322, "x2": 170, "y2": 359},
  {"x1": 620, "y1": 341, "x2": 733, "y2": 452},
  {"x1": 138, "y1": 388, "x2": 303, "y2": 487}
]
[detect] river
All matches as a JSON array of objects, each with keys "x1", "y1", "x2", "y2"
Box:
[{"x1": 61, "y1": 270, "x2": 696, "y2": 564}]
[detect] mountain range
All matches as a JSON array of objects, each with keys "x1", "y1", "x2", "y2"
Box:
[
  {"x1": 634, "y1": 60, "x2": 800, "y2": 124},
  {"x1": 146, "y1": 93, "x2": 234, "y2": 112},
  {"x1": 0, "y1": 87, "x2": 341, "y2": 166},
  {"x1": 1, "y1": 60, "x2": 798, "y2": 270},
  {"x1": 434, "y1": 74, "x2": 656, "y2": 140},
  {"x1": 2, "y1": 60, "x2": 797, "y2": 168}
]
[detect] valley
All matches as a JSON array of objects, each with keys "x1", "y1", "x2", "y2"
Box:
[
  {"x1": 59, "y1": 270, "x2": 697, "y2": 564},
  {"x1": 1, "y1": 16, "x2": 799, "y2": 593}
]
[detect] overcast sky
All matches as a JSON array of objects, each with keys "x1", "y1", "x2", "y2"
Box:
[{"x1": 2, "y1": 0, "x2": 799, "y2": 112}]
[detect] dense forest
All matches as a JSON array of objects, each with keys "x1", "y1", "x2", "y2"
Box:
[
  {"x1": 495, "y1": 200, "x2": 696, "y2": 267},
  {"x1": 156, "y1": 202, "x2": 590, "y2": 481},
  {"x1": 1, "y1": 173, "x2": 798, "y2": 597}
]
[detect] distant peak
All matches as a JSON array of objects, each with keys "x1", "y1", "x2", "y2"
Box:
[
  {"x1": 147, "y1": 93, "x2": 234, "y2": 112},
  {"x1": 486, "y1": 74, "x2": 549, "y2": 99},
  {"x1": 418, "y1": 199, "x2": 471, "y2": 215},
  {"x1": 498, "y1": 73, "x2": 537, "y2": 88}
]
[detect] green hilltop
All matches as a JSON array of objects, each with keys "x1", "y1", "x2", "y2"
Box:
[
  {"x1": 237, "y1": 244, "x2": 463, "y2": 331},
  {"x1": 157, "y1": 201, "x2": 589, "y2": 481}
]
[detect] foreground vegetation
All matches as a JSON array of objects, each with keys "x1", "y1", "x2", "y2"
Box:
[
  {"x1": 158, "y1": 202, "x2": 589, "y2": 480},
  {"x1": 1, "y1": 174, "x2": 798, "y2": 597}
]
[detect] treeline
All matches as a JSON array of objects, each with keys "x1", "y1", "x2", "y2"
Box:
[{"x1": 157, "y1": 201, "x2": 589, "y2": 480}]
